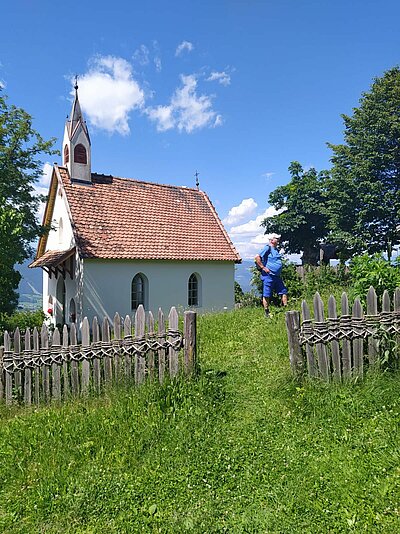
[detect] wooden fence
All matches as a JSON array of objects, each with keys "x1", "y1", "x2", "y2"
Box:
[
  {"x1": 0, "y1": 305, "x2": 197, "y2": 406},
  {"x1": 285, "y1": 287, "x2": 400, "y2": 381}
]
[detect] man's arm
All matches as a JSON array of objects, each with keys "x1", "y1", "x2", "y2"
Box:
[{"x1": 255, "y1": 254, "x2": 270, "y2": 274}]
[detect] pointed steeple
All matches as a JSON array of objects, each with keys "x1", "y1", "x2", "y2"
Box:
[
  {"x1": 62, "y1": 77, "x2": 91, "y2": 183},
  {"x1": 67, "y1": 77, "x2": 90, "y2": 141}
]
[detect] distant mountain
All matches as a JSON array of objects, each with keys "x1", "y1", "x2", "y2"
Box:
[
  {"x1": 235, "y1": 260, "x2": 254, "y2": 293},
  {"x1": 16, "y1": 259, "x2": 42, "y2": 310}
]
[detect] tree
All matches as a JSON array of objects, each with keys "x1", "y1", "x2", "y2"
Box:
[
  {"x1": 0, "y1": 90, "x2": 57, "y2": 314},
  {"x1": 327, "y1": 67, "x2": 400, "y2": 259},
  {"x1": 262, "y1": 161, "x2": 330, "y2": 265}
]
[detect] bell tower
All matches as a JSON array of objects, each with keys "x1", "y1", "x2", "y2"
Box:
[{"x1": 62, "y1": 78, "x2": 91, "y2": 183}]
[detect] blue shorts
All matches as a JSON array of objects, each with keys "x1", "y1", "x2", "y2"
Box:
[{"x1": 261, "y1": 273, "x2": 288, "y2": 298}]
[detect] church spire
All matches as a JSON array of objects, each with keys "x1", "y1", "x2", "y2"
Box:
[{"x1": 62, "y1": 77, "x2": 91, "y2": 183}]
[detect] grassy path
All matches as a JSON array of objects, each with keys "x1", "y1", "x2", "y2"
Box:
[{"x1": 0, "y1": 307, "x2": 399, "y2": 532}]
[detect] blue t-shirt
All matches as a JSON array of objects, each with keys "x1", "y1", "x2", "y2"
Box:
[{"x1": 258, "y1": 244, "x2": 283, "y2": 276}]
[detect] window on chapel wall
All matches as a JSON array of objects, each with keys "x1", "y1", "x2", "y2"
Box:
[
  {"x1": 74, "y1": 144, "x2": 87, "y2": 164},
  {"x1": 188, "y1": 273, "x2": 199, "y2": 306},
  {"x1": 131, "y1": 274, "x2": 146, "y2": 310},
  {"x1": 64, "y1": 144, "x2": 69, "y2": 164}
]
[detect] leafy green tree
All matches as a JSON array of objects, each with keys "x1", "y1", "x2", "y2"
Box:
[
  {"x1": 262, "y1": 161, "x2": 330, "y2": 265},
  {"x1": 0, "y1": 90, "x2": 57, "y2": 314},
  {"x1": 327, "y1": 67, "x2": 400, "y2": 259}
]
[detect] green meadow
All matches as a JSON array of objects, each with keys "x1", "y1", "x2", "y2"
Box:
[{"x1": 0, "y1": 306, "x2": 399, "y2": 533}]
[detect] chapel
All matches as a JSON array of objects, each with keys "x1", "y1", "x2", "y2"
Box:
[{"x1": 30, "y1": 84, "x2": 241, "y2": 325}]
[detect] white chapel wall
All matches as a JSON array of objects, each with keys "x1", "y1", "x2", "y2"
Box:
[
  {"x1": 81, "y1": 259, "x2": 235, "y2": 323},
  {"x1": 46, "y1": 184, "x2": 74, "y2": 251},
  {"x1": 42, "y1": 183, "x2": 80, "y2": 322}
]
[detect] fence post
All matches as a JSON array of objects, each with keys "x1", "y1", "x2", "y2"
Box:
[
  {"x1": 81, "y1": 318, "x2": 90, "y2": 395},
  {"x1": 367, "y1": 286, "x2": 379, "y2": 367},
  {"x1": 24, "y1": 329, "x2": 32, "y2": 405},
  {"x1": 4, "y1": 332, "x2": 12, "y2": 405},
  {"x1": 313, "y1": 292, "x2": 329, "y2": 381},
  {"x1": 168, "y1": 307, "x2": 179, "y2": 378},
  {"x1": 285, "y1": 311, "x2": 304, "y2": 377},
  {"x1": 328, "y1": 295, "x2": 341, "y2": 381},
  {"x1": 352, "y1": 298, "x2": 364, "y2": 378},
  {"x1": 51, "y1": 328, "x2": 62, "y2": 401},
  {"x1": 158, "y1": 308, "x2": 166, "y2": 384},
  {"x1": 0, "y1": 345, "x2": 4, "y2": 401},
  {"x1": 134, "y1": 305, "x2": 146, "y2": 385},
  {"x1": 184, "y1": 311, "x2": 197, "y2": 376},
  {"x1": 341, "y1": 292, "x2": 352, "y2": 378},
  {"x1": 92, "y1": 317, "x2": 101, "y2": 392},
  {"x1": 301, "y1": 300, "x2": 317, "y2": 377},
  {"x1": 41, "y1": 323, "x2": 50, "y2": 401}
]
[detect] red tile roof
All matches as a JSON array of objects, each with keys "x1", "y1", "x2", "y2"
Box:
[
  {"x1": 56, "y1": 166, "x2": 241, "y2": 263},
  {"x1": 30, "y1": 247, "x2": 75, "y2": 268}
]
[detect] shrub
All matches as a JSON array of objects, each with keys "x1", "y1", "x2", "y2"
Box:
[
  {"x1": 234, "y1": 281, "x2": 244, "y2": 303},
  {"x1": 0, "y1": 309, "x2": 46, "y2": 334},
  {"x1": 238, "y1": 291, "x2": 262, "y2": 307},
  {"x1": 349, "y1": 254, "x2": 400, "y2": 305},
  {"x1": 302, "y1": 264, "x2": 349, "y2": 297}
]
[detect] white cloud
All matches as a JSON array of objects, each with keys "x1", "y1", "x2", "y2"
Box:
[
  {"x1": 175, "y1": 40, "x2": 194, "y2": 56},
  {"x1": 146, "y1": 105, "x2": 174, "y2": 132},
  {"x1": 133, "y1": 45, "x2": 150, "y2": 66},
  {"x1": 206, "y1": 71, "x2": 231, "y2": 86},
  {"x1": 74, "y1": 55, "x2": 145, "y2": 135},
  {"x1": 154, "y1": 56, "x2": 162, "y2": 72},
  {"x1": 214, "y1": 114, "x2": 223, "y2": 127},
  {"x1": 262, "y1": 172, "x2": 275, "y2": 179},
  {"x1": 146, "y1": 74, "x2": 221, "y2": 133},
  {"x1": 35, "y1": 163, "x2": 53, "y2": 222},
  {"x1": 227, "y1": 206, "x2": 282, "y2": 259},
  {"x1": 230, "y1": 206, "x2": 279, "y2": 235},
  {"x1": 223, "y1": 198, "x2": 257, "y2": 225}
]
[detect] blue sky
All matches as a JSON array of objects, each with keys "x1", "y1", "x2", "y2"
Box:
[{"x1": 1, "y1": 0, "x2": 400, "y2": 259}]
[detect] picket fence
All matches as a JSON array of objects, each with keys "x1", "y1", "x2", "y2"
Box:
[
  {"x1": 285, "y1": 286, "x2": 400, "y2": 380},
  {"x1": 0, "y1": 305, "x2": 197, "y2": 405}
]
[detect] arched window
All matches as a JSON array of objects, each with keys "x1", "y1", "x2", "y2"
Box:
[
  {"x1": 74, "y1": 144, "x2": 87, "y2": 164},
  {"x1": 188, "y1": 273, "x2": 199, "y2": 306},
  {"x1": 56, "y1": 277, "x2": 66, "y2": 326},
  {"x1": 69, "y1": 298, "x2": 76, "y2": 324},
  {"x1": 64, "y1": 144, "x2": 69, "y2": 164},
  {"x1": 131, "y1": 273, "x2": 146, "y2": 310}
]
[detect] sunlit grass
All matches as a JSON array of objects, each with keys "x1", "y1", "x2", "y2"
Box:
[{"x1": 0, "y1": 306, "x2": 399, "y2": 532}]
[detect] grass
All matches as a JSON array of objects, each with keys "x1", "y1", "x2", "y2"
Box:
[{"x1": 0, "y1": 305, "x2": 400, "y2": 532}]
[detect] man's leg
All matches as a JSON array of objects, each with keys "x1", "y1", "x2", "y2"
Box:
[
  {"x1": 275, "y1": 276, "x2": 288, "y2": 307},
  {"x1": 262, "y1": 275, "x2": 273, "y2": 317},
  {"x1": 262, "y1": 296, "x2": 270, "y2": 316}
]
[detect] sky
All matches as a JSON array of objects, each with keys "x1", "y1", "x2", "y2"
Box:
[{"x1": 1, "y1": 0, "x2": 400, "y2": 260}]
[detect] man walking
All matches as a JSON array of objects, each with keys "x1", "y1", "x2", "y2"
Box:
[{"x1": 255, "y1": 236, "x2": 288, "y2": 318}]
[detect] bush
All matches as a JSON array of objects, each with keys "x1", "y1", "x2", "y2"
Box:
[
  {"x1": 349, "y1": 254, "x2": 400, "y2": 305},
  {"x1": 237, "y1": 291, "x2": 262, "y2": 307},
  {"x1": 281, "y1": 261, "x2": 304, "y2": 298},
  {"x1": 234, "y1": 281, "x2": 244, "y2": 303},
  {"x1": 0, "y1": 309, "x2": 46, "y2": 334},
  {"x1": 301, "y1": 264, "x2": 349, "y2": 297}
]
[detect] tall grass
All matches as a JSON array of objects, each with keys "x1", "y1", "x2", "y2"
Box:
[{"x1": 0, "y1": 306, "x2": 399, "y2": 532}]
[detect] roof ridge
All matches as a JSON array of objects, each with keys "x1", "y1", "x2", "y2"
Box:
[{"x1": 91, "y1": 172, "x2": 200, "y2": 192}]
